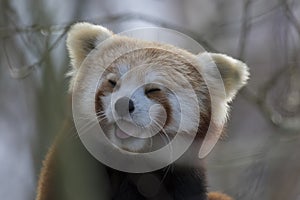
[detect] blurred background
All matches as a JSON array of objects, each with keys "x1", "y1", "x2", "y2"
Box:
[{"x1": 1, "y1": 0, "x2": 300, "y2": 199}]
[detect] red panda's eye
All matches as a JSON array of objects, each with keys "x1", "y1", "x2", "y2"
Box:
[
  {"x1": 108, "y1": 79, "x2": 116, "y2": 87},
  {"x1": 145, "y1": 88, "x2": 161, "y2": 95}
]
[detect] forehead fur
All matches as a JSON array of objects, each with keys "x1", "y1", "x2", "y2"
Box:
[
  {"x1": 68, "y1": 35, "x2": 206, "y2": 92},
  {"x1": 105, "y1": 48, "x2": 205, "y2": 89}
]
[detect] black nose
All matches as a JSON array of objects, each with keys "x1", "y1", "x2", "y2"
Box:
[{"x1": 115, "y1": 97, "x2": 135, "y2": 117}]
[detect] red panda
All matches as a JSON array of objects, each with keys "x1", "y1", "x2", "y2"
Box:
[{"x1": 36, "y1": 22, "x2": 249, "y2": 200}]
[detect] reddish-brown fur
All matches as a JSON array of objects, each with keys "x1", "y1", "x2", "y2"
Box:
[{"x1": 36, "y1": 23, "x2": 249, "y2": 200}]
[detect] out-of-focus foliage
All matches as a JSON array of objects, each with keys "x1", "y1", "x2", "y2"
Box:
[{"x1": 0, "y1": 0, "x2": 299, "y2": 200}]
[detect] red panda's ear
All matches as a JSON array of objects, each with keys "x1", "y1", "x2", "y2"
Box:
[
  {"x1": 197, "y1": 53, "x2": 249, "y2": 158},
  {"x1": 66, "y1": 22, "x2": 113, "y2": 69},
  {"x1": 199, "y1": 52, "x2": 249, "y2": 102},
  {"x1": 210, "y1": 53, "x2": 249, "y2": 101}
]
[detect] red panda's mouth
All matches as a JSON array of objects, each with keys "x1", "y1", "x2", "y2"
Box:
[
  {"x1": 113, "y1": 120, "x2": 152, "y2": 140},
  {"x1": 115, "y1": 126, "x2": 131, "y2": 139},
  {"x1": 113, "y1": 120, "x2": 140, "y2": 140}
]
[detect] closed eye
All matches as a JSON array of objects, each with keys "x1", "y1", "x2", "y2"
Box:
[
  {"x1": 108, "y1": 79, "x2": 116, "y2": 87},
  {"x1": 145, "y1": 88, "x2": 161, "y2": 95}
]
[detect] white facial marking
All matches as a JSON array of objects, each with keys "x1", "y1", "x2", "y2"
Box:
[
  {"x1": 98, "y1": 65, "x2": 201, "y2": 153},
  {"x1": 118, "y1": 64, "x2": 129, "y2": 76}
]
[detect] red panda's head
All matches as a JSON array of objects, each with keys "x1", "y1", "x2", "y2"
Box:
[{"x1": 66, "y1": 23, "x2": 249, "y2": 154}]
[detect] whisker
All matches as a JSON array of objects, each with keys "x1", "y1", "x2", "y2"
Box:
[
  {"x1": 151, "y1": 119, "x2": 174, "y2": 183},
  {"x1": 152, "y1": 120, "x2": 173, "y2": 156},
  {"x1": 70, "y1": 119, "x2": 96, "y2": 139},
  {"x1": 75, "y1": 114, "x2": 108, "y2": 138}
]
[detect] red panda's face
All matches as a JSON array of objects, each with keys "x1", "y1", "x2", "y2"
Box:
[
  {"x1": 94, "y1": 50, "x2": 203, "y2": 152},
  {"x1": 67, "y1": 23, "x2": 249, "y2": 157}
]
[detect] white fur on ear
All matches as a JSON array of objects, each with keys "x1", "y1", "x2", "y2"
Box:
[
  {"x1": 66, "y1": 22, "x2": 113, "y2": 69},
  {"x1": 200, "y1": 53, "x2": 249, "y2": 102},
  {"x1": 197, "y1": 53, "x2": 249, "y2": 158},
  {"x1": 210, "y1": 53, "x2": 249, "y2": 101}
]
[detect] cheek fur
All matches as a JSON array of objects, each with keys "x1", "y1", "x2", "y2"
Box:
[
  {"x1": 95, "y1": 89, "x2": 104, "y2": 119},
  {"x1": 146, "y1": 91, "x2": 172, "y2": 127},
  {"x1": 95, "y1": 80, "x2": 114, "y2": 119}
]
